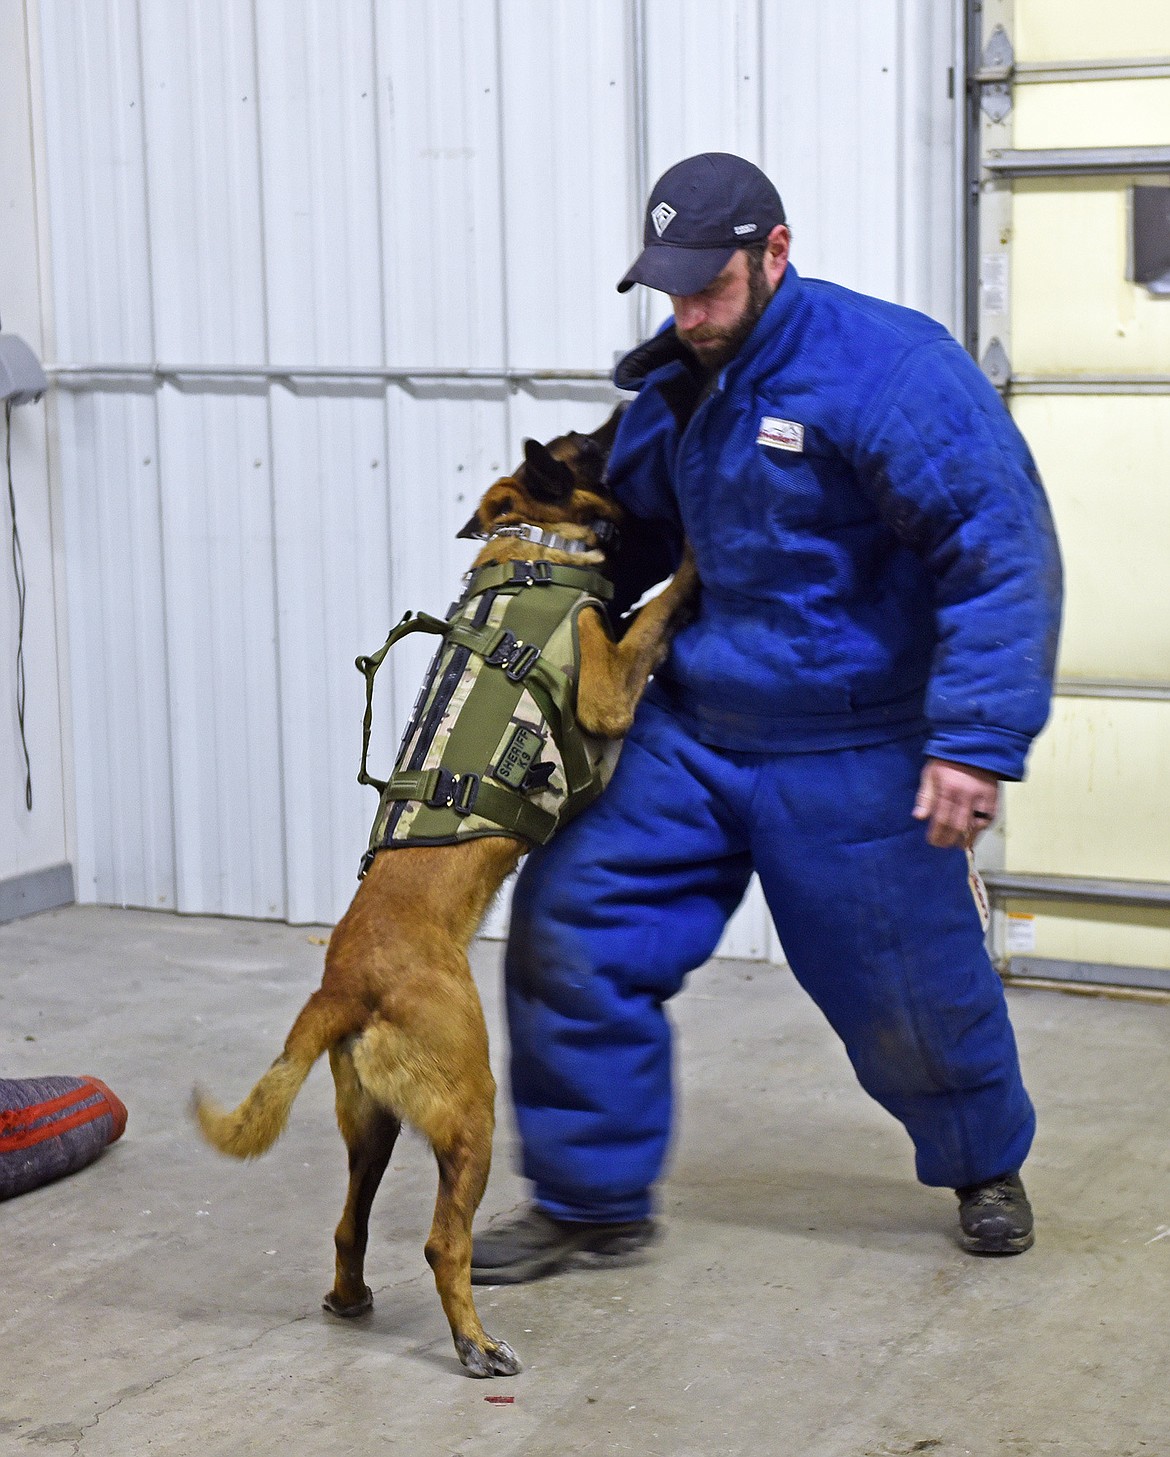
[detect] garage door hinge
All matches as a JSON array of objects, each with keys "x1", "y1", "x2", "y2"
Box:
[
  {"x1": 976, "y1": 25, "x2": 1014, "y2": 123},
  {"x1": 980, "y1": 337, "x2": 1012, "y2": 391}
]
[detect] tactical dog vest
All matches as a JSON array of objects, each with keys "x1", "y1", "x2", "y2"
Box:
[{"x1": 357, "y1": 559, "x2": 620, "y2": 872}]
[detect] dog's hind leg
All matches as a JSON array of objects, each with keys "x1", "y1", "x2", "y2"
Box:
[
  {"x1": 425, "y1": 1113, "x2": 521, "y2": 1378},
  {"x1": 323, "y1": 1043, "x2": 402, "y2": 1318}
]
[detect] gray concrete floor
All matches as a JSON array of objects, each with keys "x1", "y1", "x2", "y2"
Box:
[{"x1": 1, "y1": 905, "x2": 1167, "y2": 1457}]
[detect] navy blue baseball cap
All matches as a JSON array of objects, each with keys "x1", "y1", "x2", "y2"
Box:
[{"x1": 617, "y1": 153, "x2": 786, "y2": 295}]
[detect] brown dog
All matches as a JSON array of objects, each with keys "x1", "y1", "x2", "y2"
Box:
[{"x1": 193, "y1": 409, "x2": 696, "y2": 1377}]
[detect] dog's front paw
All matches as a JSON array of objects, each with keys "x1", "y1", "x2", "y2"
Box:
[{"x1": 456, "y1": 1333, "x2": 522, "y2": 1378}]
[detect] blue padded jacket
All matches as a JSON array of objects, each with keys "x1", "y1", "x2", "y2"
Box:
[{"x1": 606, "y1": 265, "x2": 1063, "y2": 779}]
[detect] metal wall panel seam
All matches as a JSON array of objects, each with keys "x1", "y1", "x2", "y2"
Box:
[
  {"x1": 737, "y1": 0, "x2": 764, "y2": 175},
  {"x1": 249, "y1": 0, "x2": 290, "y2": 921},
  {"x1": 939, "y1": 0, "x2": 965, "y2": 330},
  {"x1": 896, "y1": 0, "x2": 956, "y2": 317},
  {"x1": 46, "y1": 365, "x2": 615, "y2": 384},
  {"x1": 130, "y1": 8, "x2": 179, "y2": 911},
  {"x1": 132, "y1": 0, "x2": 177, "y2": 913},
  {"x1": 757, "y1": 0, "x2": 775, "y2": 181},
  {"x1": 950, "y1": 0, "x2": 968, "y2": 337},
  {"x1": 356, "y1": 0, "x2": 399, "y2": 916},
  {"x1": 895, "y1": 0, "x2": 916, "y2": 313},
  {"x1": 861, "y1": 0, "x2": 900, "y2": 303},
  {"x1": 369, "y1": 0, "x2": 396, "y2": 743},
  {"x1": 40, "y1": 403, "x2": 92, "y2": 900},
  {"x1": 739, "y1": 0, "x2": 776, "y2": 970},
  {"x1": 224, "y1": 1, "x2": 284, "y2": 917},
  {"x1": 920, "y1": 0, "x2": 962, "y2": 325},
  {"x1": 492, "y1": 0, "x2": 513, "y2": 446},
  {"x1": 628, "y1": 0, "x2": 651, "y2": 343}
]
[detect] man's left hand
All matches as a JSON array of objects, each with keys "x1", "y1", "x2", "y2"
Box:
[{"x1": 913, "y1": 758, "x2": 999, "y2": 849}]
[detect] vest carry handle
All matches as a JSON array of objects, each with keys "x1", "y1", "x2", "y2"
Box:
[{"x1": 355, "y1": 611, "x2": 450, "y2": 793}]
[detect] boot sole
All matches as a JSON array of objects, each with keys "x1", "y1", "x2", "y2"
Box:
[{"x1": 960, "y1": 1228, "x2": 1035, "y2": 1255}]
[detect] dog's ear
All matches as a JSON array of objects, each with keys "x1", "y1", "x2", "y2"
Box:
[
  {"x1": 455, "y1": 510, "x2": 484, "y2": 540},
  {"x1": 586, "y1": 403, "x2": 628, "y2": 458},
  {"x1": 565, "y1": 433, "x2": 607, "y2": 491},
  {"x1": 522, "y1": 439, "x2": 575, "y2": 503}
]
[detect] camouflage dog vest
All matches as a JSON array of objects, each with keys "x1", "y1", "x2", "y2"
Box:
[{"x1": 357, "y1": 559, "x2": 620, "y2": 873}]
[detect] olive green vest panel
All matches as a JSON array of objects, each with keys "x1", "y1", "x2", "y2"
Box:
[{"x1": 358, "y1": 562, "x2": 619, "y2": 864}]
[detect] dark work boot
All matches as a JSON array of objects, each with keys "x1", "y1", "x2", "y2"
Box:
[
  {"x1": 470, "y1": 1205, "x2": 658, "y2": 1285},
  {"x1": 956, "y1": 1172, "x2": 1035, "y2": 1255}
]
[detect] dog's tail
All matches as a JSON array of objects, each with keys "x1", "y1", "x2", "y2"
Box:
[{"x1": 191, "y1": 990, "x2": 362, "y2": 1159}]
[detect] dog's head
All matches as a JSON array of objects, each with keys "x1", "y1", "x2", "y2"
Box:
[{"x1": 456, "y1": 404, "x2": 627, "y2": 548}]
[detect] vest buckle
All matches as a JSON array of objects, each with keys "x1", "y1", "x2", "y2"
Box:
[
  {"x1": 427, "y1": 768, "x2": 480, "y2": 817},
  {"x1": 486, "y1": 630, "x2": 540, "y2": 682},
  {"x1": 505, "y1": 643, "x2": 541, "y2": 682},
  {"x1": 512, "y1": 560, "x2": 553, "y2": 587}
]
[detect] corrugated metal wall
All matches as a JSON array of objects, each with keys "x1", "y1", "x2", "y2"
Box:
[
  {"x1": 38, "y1": 0, "x2": 962, "y2": 944},
  {"x1": 1, "y1": 0, "x2": 71, "y2": 905}
]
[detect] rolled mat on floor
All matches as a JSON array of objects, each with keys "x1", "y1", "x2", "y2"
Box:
[{"x1": 0, "y1": 1076, "x2": 128, "y2": 1200}]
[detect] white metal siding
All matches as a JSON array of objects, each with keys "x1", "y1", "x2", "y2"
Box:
[
  {"x1": 37, "y1": 0, "x2": 962, "y2": 940},
  {"x1": 0, "y1": 0, "x2": 71, "y2": 895}
]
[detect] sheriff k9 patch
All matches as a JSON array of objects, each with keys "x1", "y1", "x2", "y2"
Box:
[{"x1": 757, "y1": 416, "x2": 804, "y2": 453}]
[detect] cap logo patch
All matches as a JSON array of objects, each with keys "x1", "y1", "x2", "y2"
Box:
[
  {"x1": 757, "y1": 416, "x2": 804, "y2": 453},
  {"x1": 733, "y1": 223, "x2": 756, "y2": 235},
  {"x1": 650, "y1": 202, "x2": 677, "y2": 237}
]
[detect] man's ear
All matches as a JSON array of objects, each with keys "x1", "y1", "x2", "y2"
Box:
[{"x1": 522, "y1": 439, "x2": 575, "y2": 503}]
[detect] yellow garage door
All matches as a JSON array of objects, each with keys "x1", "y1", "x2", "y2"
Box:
[{"x1": 971, "y1": 0, "x2": 1170, "y2": 991}]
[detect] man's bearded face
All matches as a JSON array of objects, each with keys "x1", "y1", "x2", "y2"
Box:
[{"x1": 672, "y1": 248, "x2": 776, "y2": 372}]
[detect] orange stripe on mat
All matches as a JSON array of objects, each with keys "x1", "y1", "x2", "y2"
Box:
[
  {"x1": 0, "y1": 1100, "x2": 113, "y2": 1154},
  {"x1": 0, "y1": 1082, "x2": 101, "y2": 1136},
  {"x1": 0, "y1": 1079, "x2": 126, "y2": 1151}
]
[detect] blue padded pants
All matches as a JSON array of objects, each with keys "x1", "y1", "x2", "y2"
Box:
[{"x1": 504, "y1": 698, "x2": 1034, "y2": 1222}]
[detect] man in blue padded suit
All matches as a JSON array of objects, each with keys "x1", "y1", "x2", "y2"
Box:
[{"x1": 471, "y1": 153, "x2": 1063, "y2": 1283}]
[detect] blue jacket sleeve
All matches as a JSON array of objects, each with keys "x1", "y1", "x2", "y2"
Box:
[
  {"x1": 603, "y1": 385, "x2": 686, "y2": 620},
  {"x1": 855, "y1": 338, "x2": 1063, "y2": 780}
]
